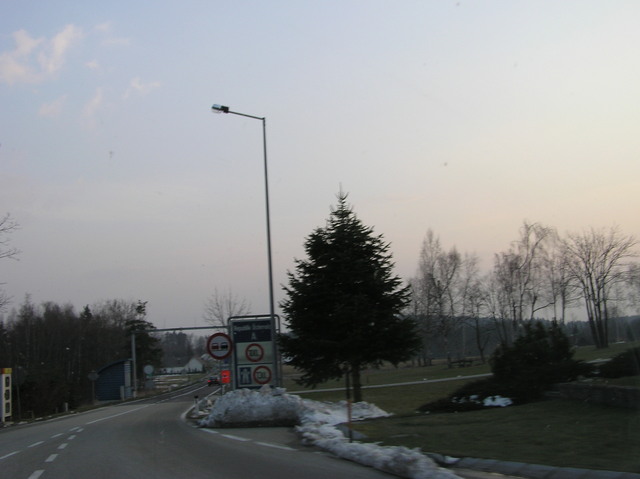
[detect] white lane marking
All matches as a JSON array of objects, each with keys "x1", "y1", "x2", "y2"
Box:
[
  {"x1": 28, "y1": 471, "x2": 44, "y2": 479},
  {"x1": 200, "y1": 429, "x2": 219, "y2": 435},
  {"x1": 76, "y1": 427, "x2": 83, "y2": 433},
  {"x1": 51, "y1": 433, "x2": 63, "y2": 438},
  {"x1": 86, "y1": 405, "x2": 149, "y2": 424},
  {"x1": 45, "y1": 453, "x2": 58, "y2": 462},
  {"x1": 255, "y1": 441, "x2": 296, "y2": 451},
  {"x1": 221, "y1": 434, "x2": 251, "y2": 442},
  {"x1": 69, "y1": 426, "x2": 80, "y2": 432},
  {"x1": 58, "y1": 443, "x2": 68, "y2": 450},
  {"x1": 28, "y1": 441, "x2": 44, "y2": 448},
  {"x1": 0, "y1": 451, "x2": 19, "y2": 460},
  {"x1": 68, "y1": 434, "x2": 76, "y2": 440}
]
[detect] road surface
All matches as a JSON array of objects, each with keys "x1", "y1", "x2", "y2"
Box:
[{"x1": 0, "y1": 383, "x2": 396, "y2": 479}]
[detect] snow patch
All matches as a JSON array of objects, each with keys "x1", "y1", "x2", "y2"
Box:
[
  {"x1": 200, "y1": 386, "x2": 462, "y2": 479},
  {"x1": 451, "y1": 394, "x2": 513, "y2": 408}
]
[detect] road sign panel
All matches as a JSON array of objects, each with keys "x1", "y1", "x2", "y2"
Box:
[{"x1": 229, "y1": 316, "x2": 278, "y2": 389}]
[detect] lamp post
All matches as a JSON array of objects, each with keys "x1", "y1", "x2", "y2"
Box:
[{"x1": 211, "y1": 104, "x2": 279, "y2": 386}]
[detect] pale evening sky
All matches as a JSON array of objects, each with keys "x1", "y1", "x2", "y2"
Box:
[{"x1": 1, "y1": 1, "x2": 638, "y2": 328}]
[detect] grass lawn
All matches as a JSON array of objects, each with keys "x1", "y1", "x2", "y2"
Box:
[
  {"x1": 352, "y1": 400, "x2": 640, "y2": 473},
  {"x1": 282, "y1": 341, "x2": 640, "y2": 473}
]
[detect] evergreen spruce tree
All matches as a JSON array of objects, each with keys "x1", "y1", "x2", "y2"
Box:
[{"x1": 279, "y1": 193, "x2": 421, "y2": 402}]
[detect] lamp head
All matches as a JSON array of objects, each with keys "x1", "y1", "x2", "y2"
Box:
[{"x1": 211, "y1": 104, "x2": 230, "y2": 114}]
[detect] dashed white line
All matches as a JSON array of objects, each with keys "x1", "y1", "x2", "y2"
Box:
[
  {"x1": 45, "y1": 453, "x2": 58, "y2": 462},
  {"x1": 27, "y1": 470, "x2": 44, "y2": 479},
  {"x1": 255, "y1": 441, "x2": 296, "y2": 451},
  {"x1": 86, "y1": 405, "x2": 149, "y2": 424},
  {"x1": 51, "y1": 433, "x2": 63, "y2": 438},
  {"x1": 68, "y1": 434, "x2": 76, "y2": 440},
  {"x1": 200, "y1": 428, "x2": 298, "y2": 453},
  {"x1": 0, "y1": 451, "x2": 19, "y2": 460},
  {"x1": 58, "y1": 443, "x2": 68, "y2": 450},
  {"x1": 220, "y1": 434, "x2": 252, "y2": 442},
  {"x1": 28, "y1": 441, "x2": 44, "y2": 448}
]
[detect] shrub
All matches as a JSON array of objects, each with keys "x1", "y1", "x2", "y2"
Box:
[
  {"x1": 490, "y1": 321, "x2": 593, "y2": 402},
  {"x1": 597, "y1": 347, "x2": 640, "y2": 379},
  {"x1": 419, "y1": 321, "x2": 593, "y2": 413}
]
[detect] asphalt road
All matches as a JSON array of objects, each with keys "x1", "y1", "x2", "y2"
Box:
[{"x1": 0, "y1": 384, "x2": 397, "y2": 479}]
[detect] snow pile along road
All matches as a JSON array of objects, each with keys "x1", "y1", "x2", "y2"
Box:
[{"x1": 200, "y1": 386, "x2": 461, "y2": 479}]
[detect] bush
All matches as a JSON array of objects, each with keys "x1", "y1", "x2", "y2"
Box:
[
  {"x1": 419, "y1": 321, "x2": 593, "y2": 413},
  {"x1": 490, "y1": 321, "x2": 593, "y2": 402},
  {"x1": 598, "y1": 347, "x2": 640, "y2": 379}
]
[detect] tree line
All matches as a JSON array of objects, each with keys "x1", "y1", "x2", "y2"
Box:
[
  {"x1": 2, "y1": 203, "x2": 638, "y2": 408},
  {"x1": 0, "y1": 298, "x2": 167, "y2": 418},
  {"x1": 410, "y1": 222, "x2": 639, "y2": 365}
]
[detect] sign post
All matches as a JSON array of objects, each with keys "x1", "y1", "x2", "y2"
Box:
[{"x1": 229, "y1": 315, "x2": 279, "y2": 389}]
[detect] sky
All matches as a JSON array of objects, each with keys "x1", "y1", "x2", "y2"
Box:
[{"x1": 1, "y1": 1, "x2": 639, "y2": 329}]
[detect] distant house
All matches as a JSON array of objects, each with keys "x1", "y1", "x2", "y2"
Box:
[
  {"x1": 159, "y1": 357, "x2": 206, "y2": 375},
  {"x1": 183, "y1": 357, "x2": 206, "y2": 373}
]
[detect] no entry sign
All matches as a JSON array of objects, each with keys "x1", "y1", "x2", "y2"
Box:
[{"x1": 206, "y1": 332, "x2": 232, "y2": 360}]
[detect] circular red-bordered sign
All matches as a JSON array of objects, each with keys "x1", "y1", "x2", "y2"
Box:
[
  {"x1": 206, "y1": 333, "x2": 232, "y2": 360},
  {"x1": 252, "y1": 365, "x2": 272, "y2": 385},
  {"x1": 245, "y1": 343, "x2": 264, "y2": 363}
]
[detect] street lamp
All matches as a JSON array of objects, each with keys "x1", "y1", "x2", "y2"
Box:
[{"x1": 211, "y1": 103, "x2": 279, "y2": 386}]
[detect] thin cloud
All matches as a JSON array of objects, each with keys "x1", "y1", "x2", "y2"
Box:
[
  {"x1": 84, "y1": 88, "x2": 104, "y2": 118},
  {"x1": 94, "y1": 22, "x2": 111, "y2": 33},
  {"x1": 94, "y1": 23, "x2": 131, "y2": 47},
  {"x1": 0, "y1": 25, "x2": 82, "y2": 85},
  {"x1": 124, "y1": 76, "x2": 160, "y2": 98},
  {"x1": 38, "y1": 95, "x2": 67, "y2": 117},
  {"x1": 38, "y1": 24, "x2": 83, "y2": 75},
  {"x1": 101, "y1": 37, "x2": 131, "y2": 47},
  {"x1": 0, "y1": 30, "x2": 43, "y2": 84},
  {"x1": 85, "y1": 59, "x2": 100, "y2": 70}
]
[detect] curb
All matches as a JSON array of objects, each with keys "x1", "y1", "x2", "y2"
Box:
[{"x1": 451, "y1": 457, "x2": 640, "y2": 479}]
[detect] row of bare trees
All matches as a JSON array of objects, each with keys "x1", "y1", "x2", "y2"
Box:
[{"x1": 411, "y1": 223, "x2": 638, "y2": 360}]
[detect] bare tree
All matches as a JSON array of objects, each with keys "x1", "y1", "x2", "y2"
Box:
[
  {"x1": 490, "y1": 221, "x2": 554, "y2": 343},
  {"x1": 0, "y1": 213, "x2": 20, "y2": 311},
  {"x1": 626, "y1": 263, "x2": 640, "y2": 313},
  {"x1": 543, "y1": 233, "x2": 580, "y2": 323},
  {"x1": 458, "y1": 253, "x2": 493, "y2": 362},
  {"x1": 413, "y1": 230, "x2": 465, "y2": 364},
  {"x1": 203, "y1": 288, "x2": 250, "y2": 327},
  {"x1": 562, "y1": 226, "x2": 637, "y2": 348}
]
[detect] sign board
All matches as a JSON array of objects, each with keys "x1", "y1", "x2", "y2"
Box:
[
  {"x1": 220, "y1": 370, "x2": 231, "y2": 384},
  {"x1": 1, "y1": 368, "x2": 12, "y2": 422},
  {"x1": 229, "y1": 316, "x2": 277, "y2": 389},
  {"x1": 206, "y1": 333, "x2": 232, "y2": 360}
]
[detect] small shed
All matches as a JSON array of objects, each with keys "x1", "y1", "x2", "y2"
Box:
[{"x1": 96, "y1": 359, "x2": 133, "y2": 401}]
